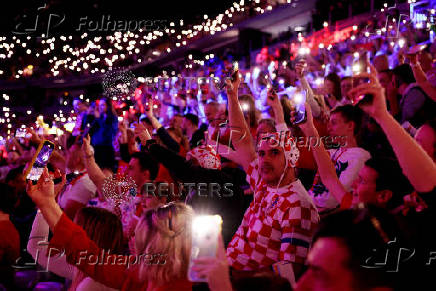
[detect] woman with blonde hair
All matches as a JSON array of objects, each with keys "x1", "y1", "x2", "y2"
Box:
[
  {"x1": 28, "y1": 207, "x2": 124, "y2": 291},
  {"x1": 27, "y1": 169, "x2": 194, "y2": 291}
]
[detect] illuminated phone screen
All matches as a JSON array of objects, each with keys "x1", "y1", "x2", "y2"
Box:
[
  {"x1": 26, "y1": 141, "x2": 55, "y2": 181},
  {"x1": 292, "y1": 90, "x2": 307, "y2": 124},
  {"x1": 188, "y1": 215, "x2": 222, "y2": 282}
]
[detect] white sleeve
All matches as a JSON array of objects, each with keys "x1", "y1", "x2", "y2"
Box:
[
  {"x1": 27, "y1": 212, "x2": 75, "y2": 279},
  {"x1": 337, "y1": 149, "x2": 371, "y2": 191},
  {"x1": 68, "y1": 178, "x2": 97, "y2": 205}
]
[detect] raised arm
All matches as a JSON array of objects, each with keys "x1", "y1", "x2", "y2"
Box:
[
  {"x1": 144, "y1": 101, "x2": 181, "y2": 152},
  {"x1": 295, "y1": 61, "x2": 322, "y2": 118},
  {"x1": 226, "y1": 72, "x2": 256, "y2": 171},
  {"x1": 135, "y1": 124, "x2": 235, "y2": 185},
  {"x1": 82, "y1": 135, "x2": 106, "y2": 193},
  {"x1": 27, "y1": 211, "x2": 75, "y2": 279},
  {"x1": 349, "y1": 83, "x2": 436, "y2": 192},
  {"x1": 266, "y1": 89, "x2": 286, "y2": 128},
  {"x1": 409, "y1": 55, "x2": 436, "y2": 102},
  {"x1": 145, "y1": 101, "x2": 164, "y2": 131},
  {"x1": 298, "y1": 104, "x2": 348, "y2": 204},
  {"x1": 26, "y1": 170, "x2": 127, "y2": 289}
]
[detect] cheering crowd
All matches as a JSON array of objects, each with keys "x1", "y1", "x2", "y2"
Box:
[{"x1": 1, "y1": 5, "x2": 436, "y2": 291}]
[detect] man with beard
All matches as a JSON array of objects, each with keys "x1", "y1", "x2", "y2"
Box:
[{"x1": 225, "y1": 73, "x2": 319, "y2": 280}]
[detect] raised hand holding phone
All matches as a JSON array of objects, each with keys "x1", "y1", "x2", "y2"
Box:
[
  {"x1": 293, "y1": 103, "x2": 315, "y2": 136},
  {"x1": 145, "y1": 99, "x2": 153, "y2": 118},
  {"x1": 351, "y1": 52, "x2": 378, "y2": 106},
  {"x1": 348, "y1": 82, "x2": 387, "y2": 121},
  {"x1": 290, "y1": 90, "x2": 307, "y2": 124},
  {"x1": 225, "y1": 63, "x2": 241, "y2": 97},
  {"x1": 81, "y1": 135, "x2": 94, "y2": 158},
  {"x1": 188, "y1": 215, "x2": 223, "y2": 282},
  {"x1": 222, "y1": 61, "x2": 240, "y2": 91},
  {"x1": 24, "y1": 140, "x2": 55, "y2": 183},
  {"x1": 133, "y1": 122, "x2": 151, "y2": 145},
  {"x1": 26, "y1": 168, "x2": 55, "y2": 208},
  {"x1": 295, "y1": 59, "x2": 307, "y2": 78},
  {"x1": 266, "y1": 87, "x2": 280, "y2": 108},
  {"x1": 191, "y1": 232, "x2": 232, "y2": 291}
]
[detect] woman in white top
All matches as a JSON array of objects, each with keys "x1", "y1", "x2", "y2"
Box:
[{"x1": 28, "y1": 207, "x2": 123, "y2": 291}]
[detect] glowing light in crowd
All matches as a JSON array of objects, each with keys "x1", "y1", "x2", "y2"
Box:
[
  {"x1": 63, "y1": 122, "x2": 76, "y2": 132},
  {"x1": 298, "y1": 47, "x2": 310, "y2": 55},
  {"x1": 315, "y1": 78, "x2": 324, "y2": 87},
  {"x1": 352, "y1": 63, "x2": 361, "y2": 74},
  {"x1": 398, "y1": 38, "x2": 405, "y2": 48},
  {"x1": 192, "y1": 215, "x2": 222, "y2": 232},
  {"x1": 293, "y1": 92, "x2": 304, "y2": 104},
  {"x1": 0, "y1": 0, "x2": 278, "y2": 79}
]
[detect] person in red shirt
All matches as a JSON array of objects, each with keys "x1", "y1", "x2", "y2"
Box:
[
  {"x1": 27, "y1": 169, "x2": 193, "y2": 291},
  {"x1": 0, "y1": 183, "x2": 20, "y2": 289}
]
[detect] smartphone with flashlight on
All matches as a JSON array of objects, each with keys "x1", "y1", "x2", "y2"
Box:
[
  {"x1": 219, "y1": 61, "x2": 239, "y2": 90},
  {"x1": 188, "y1": 215, "x2": 222, "y2": 282},
  {"x1": 291, "y1": 90, "x2": 307, "y2": 124},
  {"x1": 351, "y1": 52, "x2": 373, "y2": 105},
  {"x1": 24, "y1": 140, "x2": 55, "y2": 183}
]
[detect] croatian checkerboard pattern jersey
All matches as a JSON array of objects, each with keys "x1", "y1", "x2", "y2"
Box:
[{"x1": 227, "y1": 160, "x2": 319, "y2": 270}]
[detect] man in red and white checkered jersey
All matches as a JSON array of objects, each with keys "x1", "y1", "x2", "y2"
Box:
[
  {"x1": 224, "y1": 74, "x2": 319, "y2": 280},
  {"x1": 227, "y1": 158, "x2": 319, "y2": 272}
]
